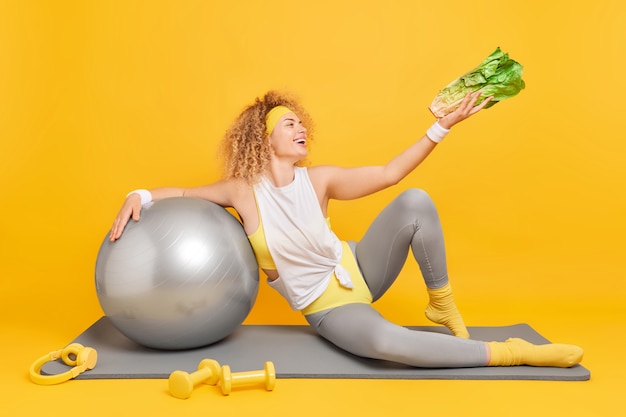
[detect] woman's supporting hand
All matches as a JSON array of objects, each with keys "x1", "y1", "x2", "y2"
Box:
[
  {"x1": 438, "y1": 91, "x2": 493, "y2": 129},
  {"x1": 109, "y1": 193, "x2": 143, "y2": 241}
]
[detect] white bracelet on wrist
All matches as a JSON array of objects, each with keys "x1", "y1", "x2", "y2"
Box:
[
  {"x1": 426, "y1": 121, "x2": 450, "y2": 143},
  {"x1": 126, "y1": 189, "x2": 153, "y2": 206}
]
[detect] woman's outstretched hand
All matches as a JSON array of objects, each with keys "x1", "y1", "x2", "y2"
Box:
[
  {"x1": 109, "y1": 193, "x2": 142, "y2": 242},
  {"x1": 438, "y1": 91, "x2": 493, "y2": 129}
]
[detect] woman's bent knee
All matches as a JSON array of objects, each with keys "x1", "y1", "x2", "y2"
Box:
[{"x1": 394, "y1": 188, "x2": 435, "y2": 213}]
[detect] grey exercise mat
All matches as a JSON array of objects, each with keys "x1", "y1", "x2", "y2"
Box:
[{"x1": 44, "y1": 316, "x2": 590, "y2": 381}]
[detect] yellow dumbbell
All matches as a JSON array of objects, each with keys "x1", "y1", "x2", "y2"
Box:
[
  {"x1": 168, "y1": 359, "x2": 221, "y2": 399},
  {"x1": 218, "y1": 361, "x2": 276, "y2": 396}
]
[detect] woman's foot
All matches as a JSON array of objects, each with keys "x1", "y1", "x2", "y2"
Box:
[
  {"x1": 425, "y1": 283, "x2": 470, "y2": 338},
  {"x1": 487, "y1": 338, "x2": 584, "y2": 367}
]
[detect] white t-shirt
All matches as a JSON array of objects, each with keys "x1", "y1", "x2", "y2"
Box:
[{"x1": 254, "y1": 167, "x2": 353, "y2": 310}]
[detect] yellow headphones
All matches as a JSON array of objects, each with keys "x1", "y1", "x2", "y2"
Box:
[{"x1": 30, "y1": 343, "x2": 98, "y2": 385}]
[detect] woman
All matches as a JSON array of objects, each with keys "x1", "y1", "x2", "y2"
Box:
[{"x1": 110, "y1": 90, "x2": 583, "y2": 368}]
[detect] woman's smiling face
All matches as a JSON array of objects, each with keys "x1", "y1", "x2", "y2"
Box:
[{"x1": 268, "y1": 112, "x2": 308, "y2": 162}]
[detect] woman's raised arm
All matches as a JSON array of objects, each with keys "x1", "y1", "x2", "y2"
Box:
[{"x1": 313, "y1": 91, "x2": 492, "y2": 202}]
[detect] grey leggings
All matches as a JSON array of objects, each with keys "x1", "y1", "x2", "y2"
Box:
[{"x1": 305, "y1": 189, "x2": 488, "y2": 368}]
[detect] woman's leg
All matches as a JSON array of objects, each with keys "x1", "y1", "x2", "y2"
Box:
[
  {"x1": 305, "y1": 303, "x2": 583, "y2": 368},
  {"x1": 306, "y1": 303, "x2": 486, "y2": 367},
  {"x1": 354, "y1": 188, "x2": 447, "y2": 296},
  {"x1": 353, "y1": 188, "x2": 469, "y2": 337}
]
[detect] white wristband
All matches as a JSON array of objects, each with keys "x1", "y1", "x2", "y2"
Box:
[
  {"x1": 126, "y1": 189, "x2": 153, "y2": 206},
  {"x1": 426, "y1": 121, "x2": 450, "y2": 143}
]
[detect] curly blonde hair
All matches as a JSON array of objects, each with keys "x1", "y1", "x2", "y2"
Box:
[{"x1": 219, "y1": 91, "x2": 314, "y2": 184}]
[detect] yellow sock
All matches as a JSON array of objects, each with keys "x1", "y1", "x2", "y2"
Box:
[
  {"x1": 487, "y1": 338, "x2": 584, "y2": 367},
  {"x1": 425, "y1": 283, "x2": 470, "y2": 338}
]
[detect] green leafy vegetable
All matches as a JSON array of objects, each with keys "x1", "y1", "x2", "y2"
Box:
[{"x1": 429, "y1": 47, "x2": 525, "y2": 117}]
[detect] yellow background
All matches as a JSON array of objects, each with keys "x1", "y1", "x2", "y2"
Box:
[{"x1": 1, "y1": 1, "x2": 624, "y2": 416}]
